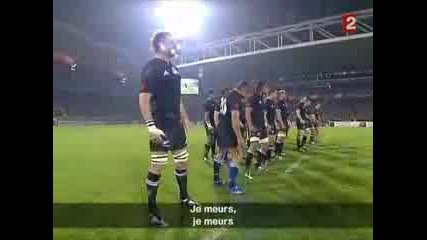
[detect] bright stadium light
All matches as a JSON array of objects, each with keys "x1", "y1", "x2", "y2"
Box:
[{"x1": 154, "y1": 1, "x2": 208, "y2": 39}]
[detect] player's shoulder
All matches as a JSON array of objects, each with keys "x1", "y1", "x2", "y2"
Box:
[
  {"x1": 142, "y1": 58, "x2": 164, "y2": 74},
  {"x1": 205, "y1": 97, "x2": 214, "y2": 104},
  {"x1": 228, "y1": 89, "x2": 239, "y2": 98},
  {"x1": 228, "y1": 90, "x2": 243, "y2": 103}
]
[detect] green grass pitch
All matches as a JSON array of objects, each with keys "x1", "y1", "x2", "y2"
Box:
[{"x1": 53, "y1": 125, "x2": 373, "y2": 240}]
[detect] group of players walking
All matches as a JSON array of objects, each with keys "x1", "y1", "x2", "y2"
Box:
[
  {"x1": 202, "y1": 81, "x2": 323, "y2": 195},
  {"x1": 139, "y1": 31, "x2": 323, "y2": 226}
]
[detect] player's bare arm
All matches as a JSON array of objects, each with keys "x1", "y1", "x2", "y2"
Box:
[
  {"x1": 264, "y1": 111, "x2": 269, "y2": 128},
  {"x1": 214, "y1": 110, "x2": 220, "y2": 128},
  {"x1": 139, "y1": 92, "x2": 153, "y2": 122},
  {"x1": 204, "y1": 110, "x2": 213, "y2": 129},
  {"x1": 245, "y1": 106, "x2": 254, "y2": 132},
  {"x1": 180, "y1": 101, "x2": 190, "y2": 130},
  {"x1": 139, "y1": 92, "x2": 166, "y2": 143},
  {"x1": 296, "y1": 108, "x2": 305, "y2": 124},
  {"x1": 232, "y1": 110, "x2": 244, "y2": 145},
  {"x1": 276, "y1": 108, "x2": 285, "y2": 129}
]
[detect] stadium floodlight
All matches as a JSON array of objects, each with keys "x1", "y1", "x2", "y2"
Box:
[{"x1": 154, "y1": 1, "x2": 208, "y2": 39}]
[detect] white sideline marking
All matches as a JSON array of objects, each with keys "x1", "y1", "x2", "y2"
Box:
[
  {"x1": 202, "y1": 228, "x2": 228, "y2": 240},
  {"x1": 284, "y1": 155, "x2": 310, "y2": 174}
]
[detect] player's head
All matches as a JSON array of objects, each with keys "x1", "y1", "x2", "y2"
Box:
[
  {"x1": 151, "y1": 31, "x2": 177, "y2": 58},
  {"x1": 255, "y1": 81, "x2": 268, "y2": 95},
  {"x1": 278, "y1": 89, "x2": 286, "y2": 100},
  {"x1": 268, "y1": 88, "x2": 278, "y2": 101},
  {"x1": 236, "y1": 80, "x2": 250, "y2": 96},
  {"x1": 300, "y1": 96, "x2": 308, "y2": 104}
]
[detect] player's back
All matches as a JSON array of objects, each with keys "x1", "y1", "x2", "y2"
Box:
[
  {"x1": 297, "y1": 102, "x2": 308, "y2": 120},
  {"x1": 218, "y1": 90, "x2": 243, "y2": 131},
  {"x1": 249, "y1": 94, "x2": 265, "y2": 129},
  {"x1": 265, "y1": 99, "x2": 276, "y2": 125},
  {"x1": 315, "y1": 107, "x2": 321, "y2": 121},
  {"x1": 203, "y1": 97, "x2": 217, "y2": 125},
  {"x1": 278, "y1": 100, "x2": 289, "y2": 121}
]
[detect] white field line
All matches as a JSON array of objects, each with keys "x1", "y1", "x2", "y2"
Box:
[
  {"x1": 284, "y1": 155, "x2": 310, "y2": 174},
  {"x1": 202, "y1": 228, "x2": 228, "y2": 240}
]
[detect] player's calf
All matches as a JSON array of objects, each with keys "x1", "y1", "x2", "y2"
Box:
[
  {"x1": 227, "y1": 155, "x2": 244, "y2": 195},
  {"x1": 172, "y1": 148, "x2": 198, "y2": 207}
]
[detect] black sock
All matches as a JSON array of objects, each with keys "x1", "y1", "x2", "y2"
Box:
[
  {"x1": 309, "y1": 136, "x2": 314, "y2": 143},
  {"x1": 275, "y1": 142, "x2": 281, "y2": 156},
  {"x1": 280, "y1": 142, "x2": 284, "y2": 155},
  {"x1": 255, "y1": 152, "x2": 262, "y2": 168},
  {"x1": 211, "y1": 144, "x2": 216, "y2": 159},
  {"x1": 297, "y1": 136, "x2": 301, "y2": 149},
  {"x1": 146, "y1": 171, "x2": 161, "y2": 216},
  {"x1": 301, "y1": 136, "x2": 307, "y2": 148},
  {"x1": 213, "y1": 160, "x2": 221, "y2": 182},
  {"x1": 275, "y1": 142, "x2": 282, "y2": 156},
  {"x1": 257, "y1": 151, "x2": 267, "y2": 167},
  {"x1": 203, "y1": 144, "x2": 210, "y2": 158},
  {"x1": 245, "y1": 152, "x2": 253, "y2": 173},
  {"x1": 266, "y1": 149, "x2": 272, "y2": 161},
  {"x1": 175, "y1": 169, "x2": 188, "y2": 200}
]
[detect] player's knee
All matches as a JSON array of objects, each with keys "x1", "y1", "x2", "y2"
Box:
[
  {"x1": 149, "y1": 152, "x2": 168, "y2": 173},
  {"x1": 149, "y1": 162, "x2": 166, "y2": 175},
  {"x1": 248, "y1": 141, "x2": 260, "y2": 154},
  {"x1": 260, "y1": 143, "x2": 269, "y2": 152},
  {"x1": 173, "y1": 148, "x2": 189, "y2": 169}
]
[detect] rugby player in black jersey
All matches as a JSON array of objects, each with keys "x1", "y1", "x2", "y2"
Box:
[
  {"x1": 306, "y1": 99, "x2": 317, "y2": 144},
  {"x1": 202, "y1": 89, "x2": 217, "y2": 161},
  {"x1": 312, "y1": 102, "x2": 323, "y2": 143},
  {"x1": 276, "y1": 89, "x2": 289, "y2": 156},
  {"x1": 265, "y1": 88, "x2": 279, "y2": 160},
  {"x1": 214, "y1": 88, "x2": 229, "y2": 129},
  {"x1": 244, "y1": 81, "x2": 270, "y2": 179},
  {"x1": 295, "y1": 96, "x2": 310, "y2": 152},
  {"x1": 139, "y1": 32, "x2": 198, "y2": 227},
  {"x1": 214, "y1": 82, "x2": 250, "y2": 194}
]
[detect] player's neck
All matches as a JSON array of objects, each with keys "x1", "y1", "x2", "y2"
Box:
[{"x1": 155, "y1": 54, "x2": 171, "y2": 63}]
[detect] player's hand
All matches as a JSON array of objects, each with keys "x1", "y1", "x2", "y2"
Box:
[
  {"x1": 206, "y1": 122, "x2": 213, "y2": 131},
  {"x1": 147, "y1": 125, "x2": 167, "y2": 144}
]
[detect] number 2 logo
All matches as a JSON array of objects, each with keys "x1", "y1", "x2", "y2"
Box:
[{"x1": 342, "y1": 13, "x2": 357, "y2": 33}]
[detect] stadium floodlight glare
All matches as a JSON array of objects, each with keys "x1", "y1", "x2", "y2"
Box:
[{"x1": 154, "y1": 1, "x2": 208, "y2": 39}]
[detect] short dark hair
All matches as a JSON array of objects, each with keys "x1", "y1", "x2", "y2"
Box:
[
  {"x1": 255, "y1": 81, "x2": 266, "y2": 93},
  {"x1": 151, "y1": 31, "x2": 172, "y2": 53},
  {"x1": 236, "y1": 80, "x2": 249, "y2": 90}
]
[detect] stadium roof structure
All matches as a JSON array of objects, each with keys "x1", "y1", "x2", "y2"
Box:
[{"x1": 177, "y1": 8, "x2": 373, "y2": 70}]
